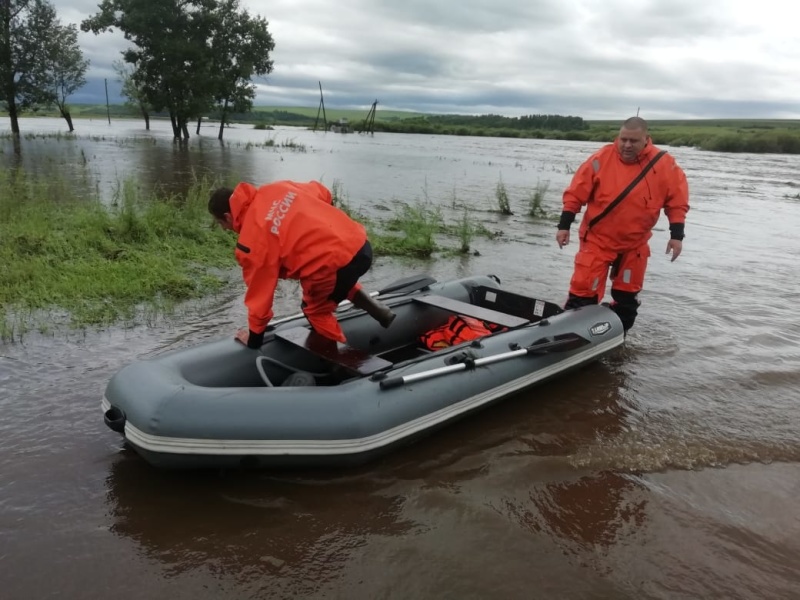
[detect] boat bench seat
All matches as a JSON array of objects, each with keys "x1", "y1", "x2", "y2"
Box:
[
  {"x1": 413, "y1": 294, "x2": 529, "y2": 328},
  {"x1": 274, "y1": 327, "x2": 392, "y2": 376}
]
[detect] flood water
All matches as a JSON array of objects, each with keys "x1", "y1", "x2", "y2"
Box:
[{"x1": 2, "y1": 117, "x2": 800, "y2": 599}]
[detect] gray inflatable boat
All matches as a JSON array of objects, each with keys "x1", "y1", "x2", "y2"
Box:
[{"x1": 102, "y1": 274, "x2": 624, "y2": 469}]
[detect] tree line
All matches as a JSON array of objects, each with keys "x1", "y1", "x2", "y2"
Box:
[
  {"x1": 360, "y1": 113, "x2": 587, "y2": 136},
  {"x1": 1, "y1": 0, "x2": 275, "y2": 140},
  {"x1": 414, "y1": 113, "x2": 587, "y2": 131}
]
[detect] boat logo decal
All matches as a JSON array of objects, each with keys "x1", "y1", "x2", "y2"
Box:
[{"x1": 589, "y1": 322, "x2": 611, "y2": 336}]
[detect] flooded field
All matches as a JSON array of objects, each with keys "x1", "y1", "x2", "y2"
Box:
[{"x1": 2, "y1": 117, "x2": 799, "y2": 599}]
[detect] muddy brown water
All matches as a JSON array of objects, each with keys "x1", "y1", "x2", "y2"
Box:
[{"x1": 1, "y1": 118, "x2": 799, "y2": 599}]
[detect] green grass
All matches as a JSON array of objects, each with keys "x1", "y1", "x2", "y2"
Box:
[
  {"x1": 495, "y1": 177, "x2": 512, "y2": 215},
  {"x1": 356, "y1": 116, "x2": 800, "y2": 153},
  {"x1": 455, "y1": 207, "x2": 473, "y2": 254},
  {"x1": 584, "y1": 119, "x2": 800, "y2": 152},
  {"x1": 526, "y1": 179, "x2": 551, "y2": 219},
  {"x1": 587, "y1": 118, "x2": 800, "y2": 129},
  {"x1": 331, "y1": 182, "x2": 439, "y2": 256},
  {"x1": 0, "y1": 167, "x2": 505, "y2": 340},
  {"x1": 376, "y1": 202, "x2": 442, "y2": 258},
  {"x1": 0, "y1": 171, "x2": 237, "y2": 340}
]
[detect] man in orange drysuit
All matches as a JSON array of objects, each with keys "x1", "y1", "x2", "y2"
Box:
[
  {"x1": 555, "y1": 117, "x2": 689, "y2": 332},
  {"x1": 209, "y1": 180, "x2": 396, "y2": 348}
]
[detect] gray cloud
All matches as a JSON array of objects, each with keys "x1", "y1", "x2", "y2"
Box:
[
  {"x1": 47, "y1": 0, "x2": 800, "y2": 119},
  {"x1": 368, "y1": 0, "x2": 568, "y2": 33},
  {"x1": 587, "y1": 0, "x2": 741, "y2": 42}
]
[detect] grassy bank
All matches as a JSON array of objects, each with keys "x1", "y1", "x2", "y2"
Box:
[
  {"x1": 368, "y1": 117, "x2": 800, "y2": 154},
  {"x1": 586, "y1": 119, "x2": 800, "y2": 154},
  {"x1": 0, "y1": 172, "x2": 236, "y2": 340},
  {"x1": 1, "y1": 170, "x2": 552, "y2": 340}
]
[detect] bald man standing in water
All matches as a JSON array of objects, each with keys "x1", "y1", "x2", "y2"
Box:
[{"x1": 555, "y1": 117, "x2": 690, "y2": 333}]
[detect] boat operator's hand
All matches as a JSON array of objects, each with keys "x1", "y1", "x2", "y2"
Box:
[
  {"x1": 556, "y1": 230, "x2": 570, "y2": 248},
  {"x1": 234, "y1": 328, "x2": 251, "y2": 346}
]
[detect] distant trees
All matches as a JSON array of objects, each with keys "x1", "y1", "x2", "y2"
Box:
[
  {"x1": 362, "y1": 113, "x2": 589, "y2": 138},
  {"x1": 45, "y1": 22, "x2": 89, "y2": 132},
  {"x1": 424, "y1": 113, "x2": 588, "y2": 132},
  {"x1": 82, "y1": 0, "x2": 274, "y2": 141},
  {"x1": 0, "y1": 0, "x2": 89, "y2": 135},
  {"x1": 113, "y1": 60, "x2": 151, "y2": 130},
  {"x1": 208, "y1": 0, "x2": 274, "y2": 141}
]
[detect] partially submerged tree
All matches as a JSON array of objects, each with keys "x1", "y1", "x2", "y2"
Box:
[
  {"x1": 113, "y1": 59, "x2": 151, "y2": 129},
  {"x1": 83, "y1": 0, "x2": 275, "y2": 141},
  {"x1": 1, "y1": 0, "x2": 58, "y2": 135},
  {"x1": 83, "y1": 1, "x2": 208, "y2": 139},
  {"x1": 208, "y1": 0, "x2": 274, "y2": 141},
  {"x1": 44, "y1": 22, "x2": 89, "y2": 132}
]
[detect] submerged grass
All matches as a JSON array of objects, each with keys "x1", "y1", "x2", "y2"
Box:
[
  {"x1": 375, "y1": 202, "x2": 442, "y2": 258},
  {"x1": 336, "y1": 183, "x2": 508, "y2": 257},
  {"x1": 333, "y1": 181, "x2": 452, "y2": 258},
  {"x1": 0, "y1": 170, "x2": 236, "y2": 340},
  {"x1": 455, "y1": 207, "x2": 473, "y2": 254},
  {"x1": 0, "y1": 173, "x2": 530, "y2": 340},
  {"x1": 527, "y1": 179, "x2": 552, "y2": 219},
  {"x1": 495, "y1": 176, "x2": 512, "y2": 215},
  {"x1": 330, "y1": 178, "x2": 370, "y2": 224}
]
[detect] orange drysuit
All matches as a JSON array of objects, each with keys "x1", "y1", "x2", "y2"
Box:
[
  {"x1": 229, "y1": 180, "x2": 368, "y2": 343},
  {"x1": 561, "y1": 142, "x2": 689, "y2": 328}
]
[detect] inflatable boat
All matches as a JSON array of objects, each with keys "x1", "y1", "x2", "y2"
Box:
[{"x1": 102, "y1": 274, "x2": 624, "y2": 469}]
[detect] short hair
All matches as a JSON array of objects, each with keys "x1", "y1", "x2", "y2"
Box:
[
  {"x1": 621, "y1": 116, "x2": 648, "y2": 133},
  {"x1": 208, "y1": 187, "x2": 234, "y2": 218}
]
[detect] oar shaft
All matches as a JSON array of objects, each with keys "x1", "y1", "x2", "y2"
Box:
[
  {"x1": 380, "y1": 363, "x2": 469, "y2": 389},
  {"x1": 378, "y1": 336, "x2": 587, "y2": 390},
  {"x1": 379, "y1": 347, "x2": 529, "y2": 389}
]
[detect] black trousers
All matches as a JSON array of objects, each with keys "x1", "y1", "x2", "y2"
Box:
[{"x1": 328, "y1": 240, "x2": 373, "y2": 303}]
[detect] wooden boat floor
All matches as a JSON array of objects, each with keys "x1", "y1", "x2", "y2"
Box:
[{"x1": 275, "y1": 327, "x2": 393, "y2": 376}]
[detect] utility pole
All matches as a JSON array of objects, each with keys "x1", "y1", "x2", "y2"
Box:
[
  {"x1": 362, "y1": 100, "x2": 378, "y2": 134},
  {"x1": 105, "y1": 78, "x2": 111, "y2": 125},
  {"x1": 313, "y1": 81, "x2": 328, "y2": 131}
]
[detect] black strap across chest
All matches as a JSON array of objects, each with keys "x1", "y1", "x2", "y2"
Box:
[{"x1": 584, "y1": 150, "x2": 667, "y2": 236}]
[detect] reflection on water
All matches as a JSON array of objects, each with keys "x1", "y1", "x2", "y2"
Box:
[
  {"x1": 105, "y1": 455, "x2": 414, "y2": 597},
  {"x1": 483, "y1": 361, "x2": 650, "y2": 553},
  {"x1": 1, "y1": 117, "x2": 598, "y2": 214},
  {"x1": 1, "y1": 126, "x2": 262, "y2": 202},
  {"x1": 2, "y1": 116, "x2": 800, "y2": 599},
  {"x1": 513, "y1": 472, "x2": 647, "y2": 550},
  {"x1": 101, "y1": 358, "x2": 645, "y2": 597}
]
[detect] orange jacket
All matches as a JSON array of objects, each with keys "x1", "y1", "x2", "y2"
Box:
[
  {"x1": 229, "y1": 180, "x2": 367, "y2": 334},
  {"x1": 563, "y1": 142, "x2": 689, "y2": 251}
]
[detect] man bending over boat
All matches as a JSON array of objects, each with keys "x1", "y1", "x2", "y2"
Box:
[
  {"x1": 209, "y1": 180, "x2": 396, "y2": 348},
  {"x1": 555, "y1": 116, "x2": 690, "y2": 333}
]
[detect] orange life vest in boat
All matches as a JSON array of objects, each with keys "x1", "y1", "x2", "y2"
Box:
[{"x1": 420, "y1": 315, "x2": 502, "y2": 350}]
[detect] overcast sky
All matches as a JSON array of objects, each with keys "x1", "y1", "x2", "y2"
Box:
[{"x1": 55, "y1": 0, "x2": 800, "y2": 119}]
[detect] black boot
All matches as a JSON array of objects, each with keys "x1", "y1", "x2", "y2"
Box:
[
  {"x1": 610, "y1": 289, "x2": 640, "y2": 333},
  {"x1": 351, "y1": 289, "x2": 396, "y2": 328},
  {"x1": 564, "y1": 293, "x2": 598, "y2": 310}
]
